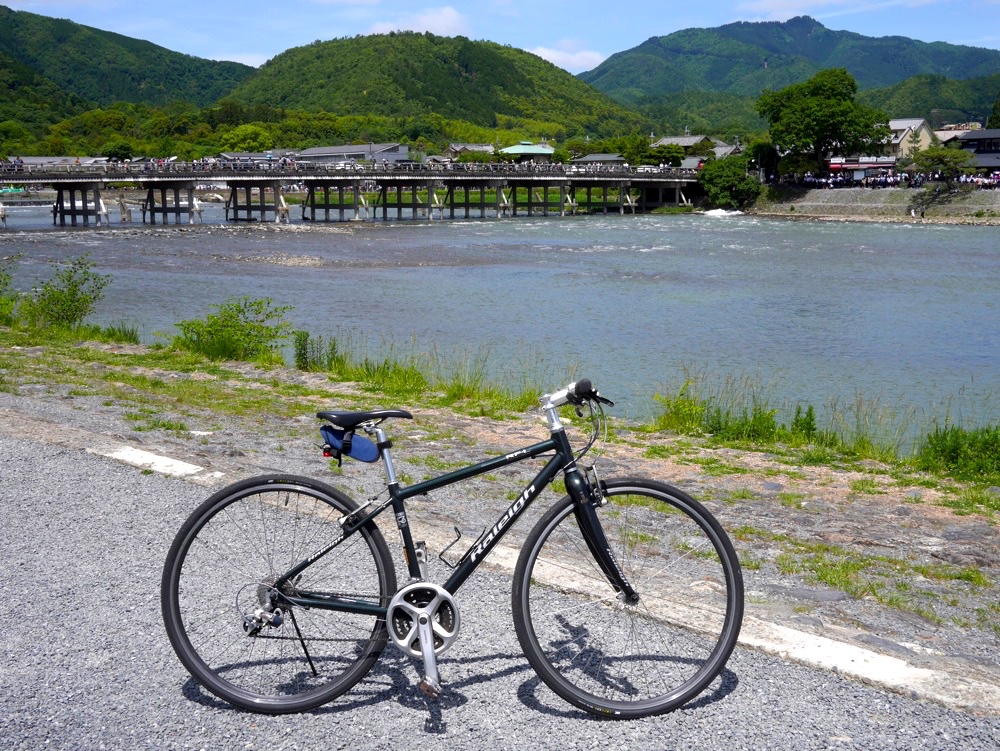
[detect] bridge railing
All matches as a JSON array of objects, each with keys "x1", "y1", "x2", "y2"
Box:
[{"x1": 1, "y1": 161, "x2": 701, "y2": 181}]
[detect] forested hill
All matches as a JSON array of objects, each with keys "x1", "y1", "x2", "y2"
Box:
[
  {"x1": 0, "y1": 4, "x2": 255, "y2": 108},
  {"x1": 580, "y1": 16, "x2": 1000, "y2": 102},
  {"x1": 0, "y1": 49, "x2": 91, "y2": 132},
  {"x1": 228, "y1": 32, "x2": 645, "y2": 137}
]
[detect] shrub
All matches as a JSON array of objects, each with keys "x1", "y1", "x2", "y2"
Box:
[
  {"x1": 0, "y1": 254, "x2": 19, "y2": 326},
  {"x1": 18, "y1": 254, "x2": 111, "y2": 329},
  {"x1": 174, "y1": 296, "x2": 292, "y2": 363}
]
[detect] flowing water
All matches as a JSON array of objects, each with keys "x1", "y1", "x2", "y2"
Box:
[{"x1": 3, "y1": 204, "x2": 998, "y2": 431}]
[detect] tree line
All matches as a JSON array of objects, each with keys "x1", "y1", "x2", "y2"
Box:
[{"x1": 2, "y1": 67, "x2": 995, "y2": 212}]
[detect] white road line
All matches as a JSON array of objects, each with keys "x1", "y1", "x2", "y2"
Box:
[{"x1": 96, "y1": 446, "x2": 207, "y2": 477}]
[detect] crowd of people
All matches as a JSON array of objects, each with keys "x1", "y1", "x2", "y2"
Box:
[{"x1": 781, "y1": 170, "x2": 1000, "y2": 190}]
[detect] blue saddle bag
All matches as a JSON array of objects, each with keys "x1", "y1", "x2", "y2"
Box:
[{"x1": 320, "y1": 424, "x2": 380, "y2": 463}]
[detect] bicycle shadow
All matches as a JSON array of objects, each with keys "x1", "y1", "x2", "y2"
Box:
[{"x1": 179, "y1": 649, "x2": 739, "y2": 729}]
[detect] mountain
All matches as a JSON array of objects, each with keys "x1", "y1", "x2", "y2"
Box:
[
  {"x1": 580, "y1": 16, "x2": 1000, "y2": 101},
  {"x1": 858, "y1": 72, "x2": 1000, "y2": 125},
  {"x1": 227, "y1": 32, "x2": 645, "y2": 137},
  {"x1": 0, "y1": 4, "x2": 255, "y2": 108}
]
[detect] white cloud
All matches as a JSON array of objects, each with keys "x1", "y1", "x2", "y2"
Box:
[
  {"x1": 530, "y1": 45, "x2": 607, "y2": 73},
  {"x1": 368, "y1": 6, "x2": 470, "y2": 36},
  {"x1": 526, "y1": 39, "x2": 606, "y2": 73}
]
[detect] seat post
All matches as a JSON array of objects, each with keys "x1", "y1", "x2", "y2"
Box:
[{"x1": 371, "y1": 425, "x2": 399, "y2": 485}]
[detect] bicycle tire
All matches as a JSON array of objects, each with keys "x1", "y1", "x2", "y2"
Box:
[
  {"x1": 512, "y1": 477, "x2": 743, "y2": 719},
  {"x1": 161, "y1": 474, "x2": 397, "y2": 714}
]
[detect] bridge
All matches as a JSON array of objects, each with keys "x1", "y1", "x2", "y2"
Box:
[{"x1": 0, "y1": 163, "x2": 703, "y2": 228}]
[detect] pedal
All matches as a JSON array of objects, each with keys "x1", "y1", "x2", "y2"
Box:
[{"x1": 418, "y1": 675, "x2": 442, "y2": 699}]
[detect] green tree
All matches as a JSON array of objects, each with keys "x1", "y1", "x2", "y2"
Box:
[
  {"x1": 219, "y1": 124, "x2": 274, "y2": 152},
  {"x1": 756, "y1": 69, "x2": 890, "y2": 174},
  {"x1": 650, "y1": 143, "x2": 685, "y2": 167},
  {"x1": 699, "y1": 154, "x2": 760, "y2": 209},
  {"x1": 103, "y1": 139, "x2": 134, "y2": 162},
  {"x1": 988, "y1": 90, "x2": 1000, "y2": 129},
  {"x1": 0, "y1": 120, "x2": 32, "y2": 156},
  {"x1": 909, "y1": 144, "x2": 976, "y2": 188}
]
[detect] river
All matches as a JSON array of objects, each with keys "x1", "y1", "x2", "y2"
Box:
[{"x1": 2, "y1": 204, "x2": 997, "y2": 434}]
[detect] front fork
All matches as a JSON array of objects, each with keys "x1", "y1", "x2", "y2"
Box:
[{"x1": 565, "y1": 466, "x2": 640, "y2": 605}]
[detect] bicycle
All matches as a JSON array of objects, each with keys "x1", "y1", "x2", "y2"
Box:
[{"x1": 161, "y1": 379, "x2": 744, "y2": 719}]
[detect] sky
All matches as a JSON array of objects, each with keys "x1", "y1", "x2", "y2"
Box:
[{"x1": 6, "y1": 0, "x2": 1000, "y2": 74}]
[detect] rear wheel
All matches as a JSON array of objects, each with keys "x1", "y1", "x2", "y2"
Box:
[
  {"x1": 161, "y1": 475, "x2": 396, "y2": 714},
  {"x1": 512, "y1": 478, "x2": 743, "y2": 718}
]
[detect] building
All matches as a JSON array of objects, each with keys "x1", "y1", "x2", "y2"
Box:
[
  {"x1": 442, "y1": 143, "x2": 495, "y2": 160},
  {"x1": 499, "y1": 141, "x2": 555, "y2": 164},
  {"x1": 569, "y1": 153, "x2": 627, "y2": 167},
  {"x1": 8, "y1": 155, "x2": 109, "y2": 169},
  {"x1": 825, "y1": 118, "x2": 934, "y2": 173},
  {"x1": 295, "y1": 143, "x2": 409, "y2": 165},
  {"x1": 934, "y1": 122, "x2": 980, "y2": 146},
  {"x1": 650, "y1": 134, "x2": 716, "y2": 153},
  {"x1": 887, "y1": 118, "x2": 935, "y2": 159},
  {"x1": 958, "y1": 129, "x2": 1000, "y2": 171},
  {"x1": 651, "y1": 134, "x2": 738, "y2": 160}
]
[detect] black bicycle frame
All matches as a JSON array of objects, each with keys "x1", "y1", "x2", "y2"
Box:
[{"x1": 277, "y1": 426, "x2": 635, "y2": 616}]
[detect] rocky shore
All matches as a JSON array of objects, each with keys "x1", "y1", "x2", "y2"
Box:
[
  {"x1": 0, "y1": 340, "x2": 997, "y2": 712},
  {"x1": 748, "y1": 185, "x2": 1000, "y2": 225}
]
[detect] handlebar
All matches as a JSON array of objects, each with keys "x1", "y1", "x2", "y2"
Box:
[{"x1": 544, "y1": 379, "x2": 614, "y2": 409}]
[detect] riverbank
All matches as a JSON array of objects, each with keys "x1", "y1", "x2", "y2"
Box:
[
  {"x1": 748, "y1": 185, "x2": 1000, "y2": 225},
  {"x1": 1, "y1": 335, "x2": 997, "y2": 713}
]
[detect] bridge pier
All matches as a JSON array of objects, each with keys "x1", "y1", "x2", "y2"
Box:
[
  {"x1": 301, "y1": 181, "x2": 361, "y2": 221},
  {"x1": 372, "y1": 180, "x2": 444, "y2": 220},
  {"x1": 225, "y1": 181, "x2": 281, "y2": 222},
  {"x1": 52, "y1": 182, "x2": 105, "y2": 227},
  {"x1": 141, "y1": 181, "x2": 199, "y2": 224}
]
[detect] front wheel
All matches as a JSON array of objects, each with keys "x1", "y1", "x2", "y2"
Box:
[
  {"x1": 512, "y1": 478, "x2": 743, "y2": 719},
  {"x1": 161, "y1": 475, "x2": 397, "y2": 714}
]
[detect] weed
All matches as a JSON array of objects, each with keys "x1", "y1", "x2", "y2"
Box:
[
  {"x1": 849, "y1": 478, "x2": 884, "y2": 495},
  {"x1": 778, "y1": 492, "x2": 808, "y2": 508},
  {"x1": 651, "y1": 381, "x2": 705, "y2": 434},
  {"x1": 938, "y1": 486, "x2": 1000, "y2": 517},
  {"x1": 683, "y1": 456, "x2": 745, "y2": 476},
  {"x1": 797, "y1": 446, "x2": 838, "y2": 466},
  {"x1": 914, "y1": 423, "x2": 1000, "y2": 484},
  {"x1": 643, "y1": 445, "x2": 679, "y2": 460},
  {"x1": 100, "y1": 321, "x2": 141, "y2": 344}
]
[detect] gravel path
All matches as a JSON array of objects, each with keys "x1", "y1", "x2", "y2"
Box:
[{"x1": 2, "y1": 433, "x2": 999, "y2": 750}]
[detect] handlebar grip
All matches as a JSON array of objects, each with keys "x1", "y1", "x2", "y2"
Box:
[
  {"x1": 545, "y1": 378, "x2": 613, "y2": 408},
  {"x1": 571, "y1": 379, "x2": 593, "y2": 401}
]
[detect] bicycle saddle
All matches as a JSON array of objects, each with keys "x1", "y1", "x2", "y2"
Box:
[{"x1": 316, "y1": 409, "x2": 413, "y2": 429}]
